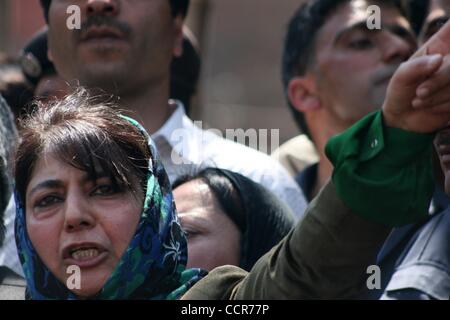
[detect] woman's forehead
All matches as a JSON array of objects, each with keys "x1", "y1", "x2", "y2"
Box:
[{"x1": 27, "y1": 154, "x2": 107, "y2": 192}]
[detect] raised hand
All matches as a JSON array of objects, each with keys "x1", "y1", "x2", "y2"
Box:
[{"x1": 382, "y1": 20, "x2": 450, "y2": 133}]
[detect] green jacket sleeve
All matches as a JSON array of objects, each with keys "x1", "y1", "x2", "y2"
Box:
[
  {"x1": 182, "y1": 111, "x2": 435, "y2": 300},
  {"x1": 182, "y1": 181, "x2": 391, "y2": 300},
  {"x1": 325, "y1": 110, "x2": 435, "y2": 227}
]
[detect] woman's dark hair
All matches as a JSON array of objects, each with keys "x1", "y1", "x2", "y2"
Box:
[
  {"x1": 170, "y1": 29, "x2": 201, "y2": 116},
  {"x1": 173, "y1": 168, "x2": 295, "y2": 271},
  {"x1": 14, "y1": 88, "x2": 150, "y2": 203}
]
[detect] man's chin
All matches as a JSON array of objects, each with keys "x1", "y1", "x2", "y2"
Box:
[
  {"x1": 77, "y1": 67, "x2": 129, "y2": 90},
  {"x1": 372, "y1": 87, "x2": 388, "y2": 109}
]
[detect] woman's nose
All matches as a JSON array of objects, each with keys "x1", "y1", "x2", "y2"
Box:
[{"x1": 63, "y1": 194, "x2": 95, "y2": 232}]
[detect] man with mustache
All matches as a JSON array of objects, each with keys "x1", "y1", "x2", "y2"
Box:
[
  {"x1": 281, "y1": 0, "x2": 417, "y2": 201},
  {"x1": 37, "y1": 0, "x2": 307, "y2": 219}
]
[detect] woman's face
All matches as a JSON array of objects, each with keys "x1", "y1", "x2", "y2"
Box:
[
  {"x1": 173, "y1": 179, "x2": 241, "y2": 271},
  {"x1": 25, "y1": 154, "x2": 142, "y2": 297}
]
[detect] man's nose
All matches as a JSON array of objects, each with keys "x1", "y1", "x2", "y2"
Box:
[
  {"x1": 381, "y1": 33, "x2": 416, "y2": 64},
  {"x1": 86, "y1": 0, "x2": 119, "y2": 17},
  {"x1": 63, "y1": 194, "x2": 95, "y2": 232}
]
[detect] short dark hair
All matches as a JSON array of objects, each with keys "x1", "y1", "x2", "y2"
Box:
[
  {"x1": 39, "y1": 0, "x2": 190, "y2": 22},
  {"x1": 170, "y1": 30, "x2": 201, "y2": 115},
  {"x1": 402, "y1": 0, "x2": 430, "y2": 35},
  {"x1": 282, "y1": 0, "x2": 407, "y2": 138},
  {"x1": 14, "y1": 88, "x2": 150, "y2": 204}
]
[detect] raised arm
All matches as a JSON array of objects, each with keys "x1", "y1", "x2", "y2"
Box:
[{"x1": 383, "y1": 20, "x2": 450, "y2": 133}]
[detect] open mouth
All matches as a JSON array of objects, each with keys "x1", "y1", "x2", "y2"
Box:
[
  {"x1": 62, "y1": 243, "x2": 108, "y2": 267},
  {"x1": 70, "y1": 247, "x2": 101, "y2": 261}
]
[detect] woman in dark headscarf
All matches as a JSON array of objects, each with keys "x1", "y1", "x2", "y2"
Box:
[{"x1": 173, "y1": 168, "x2": 295, "y2": 271}]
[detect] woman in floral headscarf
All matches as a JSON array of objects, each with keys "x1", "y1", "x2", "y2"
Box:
[
  {"x1": 14, "y1": 89, "x2": 392, "y2": 300},
  {"x1": 14, "y1": 89, "x2": 205, "y2": 299}
]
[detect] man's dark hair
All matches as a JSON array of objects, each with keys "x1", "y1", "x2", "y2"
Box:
[
  {"x1": 282, "y1": 0, "x2": 406, "y2": 139},
  {"x1": 39, "y1": 0, "x2": 190, "y2": 22},
  {"x1": 402, "y1": 0, "x2": 430, "y2": 35},
  {"x1": 170, "y1": 30, "x2": 201, "y2": 116}
]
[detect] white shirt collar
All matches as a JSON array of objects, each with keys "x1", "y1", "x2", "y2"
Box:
[
  {"x1": 149, "y1": 100, "x2": 307, "y2": 219},
  {"x1": 152, "y1": 100, "x2": 187, "y2": 143}
]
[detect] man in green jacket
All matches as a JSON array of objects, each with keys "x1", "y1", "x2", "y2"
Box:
[{"x1": 185, "y1": 17, "x2": 450, "y2": 299}]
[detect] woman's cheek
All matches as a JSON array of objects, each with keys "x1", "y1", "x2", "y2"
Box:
[{"x1": 27, "y1": 216, "x2": 65, "y2": 280}]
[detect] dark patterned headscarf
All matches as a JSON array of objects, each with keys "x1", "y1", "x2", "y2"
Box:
[{"x1": 14, "y1": 116, "x2": 206, "y2": 300}]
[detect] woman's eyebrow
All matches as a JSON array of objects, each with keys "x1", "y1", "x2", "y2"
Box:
[{"x1": 28, "y1": 179, "x2": 63, "y2": 198}]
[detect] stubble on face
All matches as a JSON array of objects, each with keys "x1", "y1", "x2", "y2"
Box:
[
  {"x1": 47, "y1": 0, "x2": 179, "y2": 96},
  {"x1": 311, "y1": 1, "x2": 415, "y2": 129}
]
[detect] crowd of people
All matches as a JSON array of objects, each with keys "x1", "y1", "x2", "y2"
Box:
[{"x1": 0, "y1": 0, "x2": 449, "y2": 300}]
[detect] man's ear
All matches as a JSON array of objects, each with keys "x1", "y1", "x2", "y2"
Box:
[
  {"x1": 173, "y1": 15, "x2": 184, "y2": 58},
  {"x1": 288, "y1": 77, "x2": 321, "y2": 113}
]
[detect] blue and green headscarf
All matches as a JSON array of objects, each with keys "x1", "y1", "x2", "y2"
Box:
[{"x1": 14, "y1": 116, "x2": 206, "y2": 300}]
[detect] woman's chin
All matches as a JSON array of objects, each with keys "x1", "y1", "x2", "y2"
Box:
[{"x1": 66, "y1": 270, "x2": 111, "y2": 299}]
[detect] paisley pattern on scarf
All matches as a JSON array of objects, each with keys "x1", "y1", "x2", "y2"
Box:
[{"x1": 14, "y1": 116, "x2": 207, "y2": 300}]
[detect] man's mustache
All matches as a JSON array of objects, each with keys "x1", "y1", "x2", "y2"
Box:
[{"x1": 74, "y1": 16, "x2": 132, "y2": 40}]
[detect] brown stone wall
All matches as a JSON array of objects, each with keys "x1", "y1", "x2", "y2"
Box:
[{"x1": 1, "y1": 0, "x2": 303, "y2": 148}]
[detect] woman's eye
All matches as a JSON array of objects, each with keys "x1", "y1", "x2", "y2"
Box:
[
  {"x1": 91, "y1": 184, "x2": 117, "y2": 196},
  {"x1": 182, "y1": 228, "x2": 200, "y2": 239},
  {"x1": 348, "y1": 38, "x2": 373, "y2": 50},
  {"x1": 35, "y1": 195, "x2": 62, "y2": 208}
]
